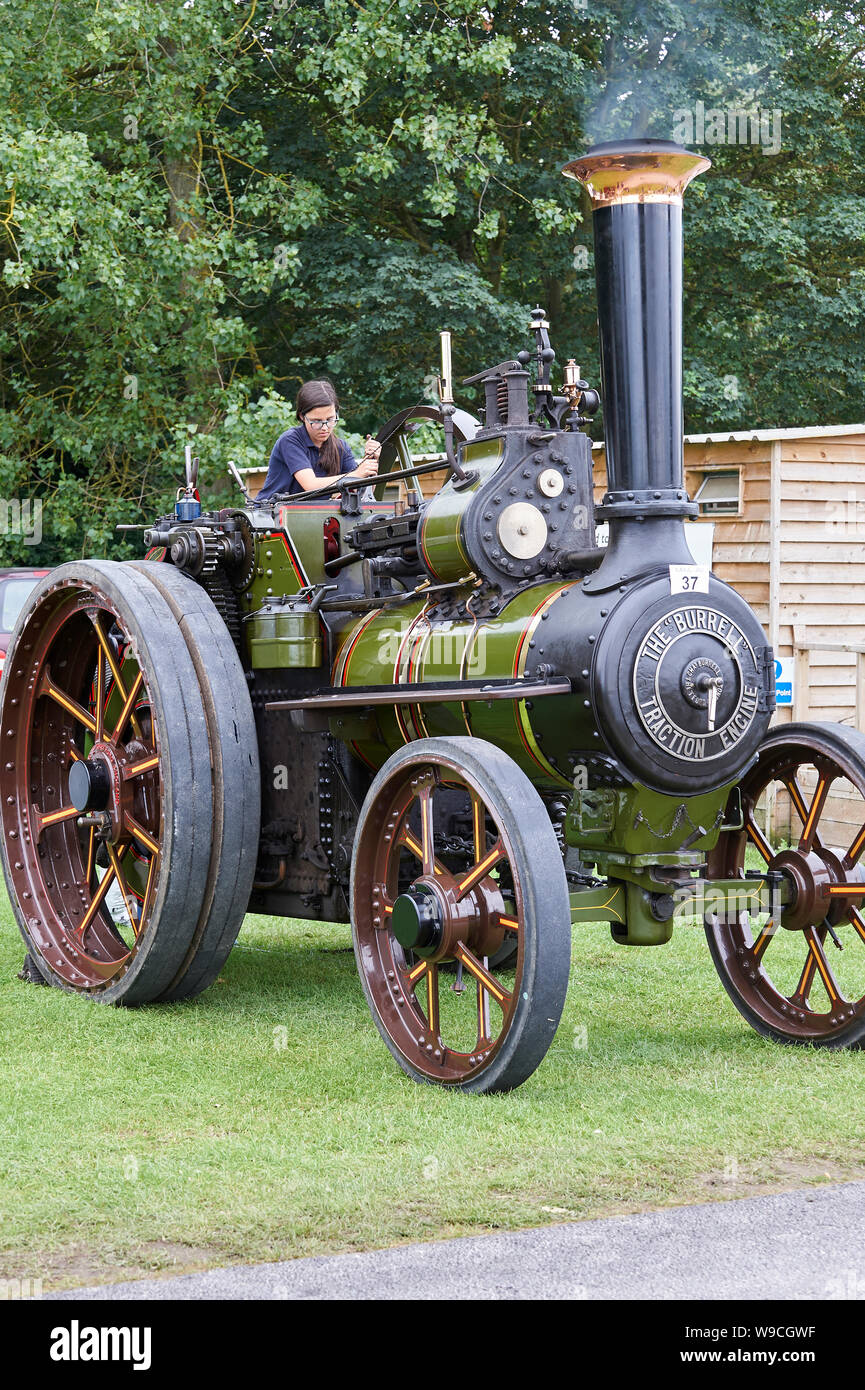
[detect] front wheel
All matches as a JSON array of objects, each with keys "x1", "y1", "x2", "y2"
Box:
[
  {"x1": 350, "y1": 736, "x2": 571, "y2": 1092},
  {"x1": 708, "y1": 721, "x2": 865, "y2": 1048}
]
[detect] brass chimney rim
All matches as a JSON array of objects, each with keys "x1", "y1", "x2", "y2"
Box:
[{"x1": 562, "y1": 139, "x2": 711, "y2": 207}]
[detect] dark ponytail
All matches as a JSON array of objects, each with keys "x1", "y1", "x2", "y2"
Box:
[{"x1": 297, "y1": 379, "x2": 342, "y2": 476}]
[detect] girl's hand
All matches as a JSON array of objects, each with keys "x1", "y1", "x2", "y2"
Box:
[
  {"x1": 356, "y1": 458, "x2": 379, "y2": 479},
  {"x1": 363, "y1": 435, "x2": 382, "y2": 461}
]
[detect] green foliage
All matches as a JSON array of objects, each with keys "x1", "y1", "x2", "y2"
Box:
[{"x1": 1, "y1": 1, "x2": 864, "y2": 563}]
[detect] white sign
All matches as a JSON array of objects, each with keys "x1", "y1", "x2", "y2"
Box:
[
  {"x1": 669, "y1": 565, "x2": 710, "y2": 594},
  {"x1": 684, "y1": 521, "x2": 714, "y2": 567},
  {"x1": 775, "y1": 656, "x2": 794, "y2": 707}
]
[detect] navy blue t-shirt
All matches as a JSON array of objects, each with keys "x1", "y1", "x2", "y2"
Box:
[{"x1": 257, "y1": 424, "x2": 357, "y2": 499}]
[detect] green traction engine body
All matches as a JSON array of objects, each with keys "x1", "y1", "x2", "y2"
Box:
[
  {"x1": 137, "y1": 142, "x2": 776, "y2": 950},
  {"x1": 14, "y1": 139, "x2": 847, "y2": 1094},
  {"x1": 143, "y1": 379, "x2": 773, "y2": 950}
]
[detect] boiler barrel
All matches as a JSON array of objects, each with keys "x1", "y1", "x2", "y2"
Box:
[{"x1": 330, "y1": 584, "x2": 582, "y2": 790}]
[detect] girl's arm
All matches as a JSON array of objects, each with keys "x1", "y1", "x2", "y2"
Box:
[{"x1": 292, "y1": 457, "x2": 377, "y2": 492}]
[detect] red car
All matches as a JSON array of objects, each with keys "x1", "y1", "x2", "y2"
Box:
[{"x1": 0, "y1": 568, "x2": 50, "y2": 677}]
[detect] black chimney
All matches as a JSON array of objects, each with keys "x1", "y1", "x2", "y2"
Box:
[{"x1": 563, "y1": 140, "x2": 709, "y2": 562}]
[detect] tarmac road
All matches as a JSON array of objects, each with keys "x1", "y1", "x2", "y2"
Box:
[{"x1": 49, "y1": 1180, "x2": 865, "y2": 1301}]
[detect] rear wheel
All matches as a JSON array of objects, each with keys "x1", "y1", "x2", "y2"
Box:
[
  {"x1": 351, "y1": 736, "x2": 571, "y2": 1092},
  {"x1": 128, "y1": 560, "x2": 260, "y2": 1000},
  {"x1": 0, "y1": 560, "x2": 247, "y2": 1003}
]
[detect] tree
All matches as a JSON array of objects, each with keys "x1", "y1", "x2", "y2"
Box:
[
  {"x1": 258, "y1": 0, "x2": 865, "y2": 433},
  {"x1": 1, "y1": 1, "x2": 864, "y2": 566},
  {"x1": 0, "y1": 1, "x2": 301, "y2": 562}
]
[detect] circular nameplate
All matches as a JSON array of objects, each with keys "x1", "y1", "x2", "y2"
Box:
[{"x1": 632, "y1": 606, "x2": 762, "y2": 763}]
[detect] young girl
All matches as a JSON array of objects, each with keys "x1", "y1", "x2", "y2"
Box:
[{"x1": 256, "y1": 380, "x2": 381, "y2": 500}]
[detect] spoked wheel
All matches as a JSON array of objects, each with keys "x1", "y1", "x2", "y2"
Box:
[
  {"x1": 0, "y1": 560, "x2": 255, "y2": 1004},
  {"x1": 351, "y1": 736, "x2": 571, "y2": 1092},
  {"x1": 708, "y1": 721, "x2": 865, "y2": 1047},
  {"x1": 373, "y1": 403, "x2": 479, "y2": 503}
]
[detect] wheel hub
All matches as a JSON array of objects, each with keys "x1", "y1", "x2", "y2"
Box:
[
  {"x1": 68, "y1": 757, "x2": 111, "y2": 813},
  {"x1": 393, "y1": 873, "x2": 507, "y2": 963},
  {"x1": 75, "y1": 740, "x2": 129, "y2": 842},
  {"x1": 391, "y1": 884, "x2": 443, "y2": 954},
  {"x1": 773, "y1": 849, "x2": 838, "y2": 931}
]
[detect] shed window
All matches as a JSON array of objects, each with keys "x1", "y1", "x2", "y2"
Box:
[{"x1": 694, "y1": 470, "x2": 740, "y2": 516}]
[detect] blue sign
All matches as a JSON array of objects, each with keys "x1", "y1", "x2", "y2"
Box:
[{"x1": 775, "y1": 657, "x2": 793, "y2": 707}]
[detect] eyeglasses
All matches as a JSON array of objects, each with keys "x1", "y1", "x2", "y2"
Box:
[{"x1": 304, "y1": 415, "x2": 338, "y2": 431}]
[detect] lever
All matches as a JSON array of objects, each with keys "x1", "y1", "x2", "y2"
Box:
[
  {"x1": 438, "y1": 331, "x2": 476, "y2": 490},
  {"x1": 227, "y1": 458, "x2": 253, "y2": 502},
  {"x1": 184, "y1": 445, "x2": 199, "y2": 492}
]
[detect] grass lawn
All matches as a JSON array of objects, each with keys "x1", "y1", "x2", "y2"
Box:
[{"x1": 2, "y1": 888, "x2": 865, "y2": 1292}]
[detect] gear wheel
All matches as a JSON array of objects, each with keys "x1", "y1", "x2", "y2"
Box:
[
  {"x1": 169, "y1": 527, "x2": 220, "y2": 577},
  {"x1": 224, "y1": 512, "x2": 256, "y2": 591}
]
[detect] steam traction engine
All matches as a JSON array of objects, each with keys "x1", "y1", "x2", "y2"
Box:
[{"x1": 4, "y1": 141, "x2": 865, "y2": 1093}]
